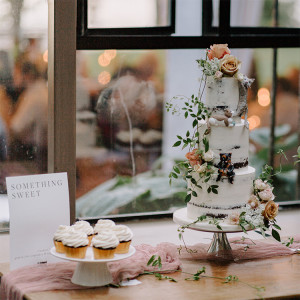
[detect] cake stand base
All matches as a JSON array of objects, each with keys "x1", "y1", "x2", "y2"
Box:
[
  {"x1": 50, "y1": 246, "x2": 136, "y2": 287},
  {"x1": 173, "y1": 208, "x2": 250, "y2": 259},
  {"x1": 71, "y1": 261, "x2": 112, "y2": 287}
]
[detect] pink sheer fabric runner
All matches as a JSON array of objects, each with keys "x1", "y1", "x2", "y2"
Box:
[{"x1": 1, "y1": 236, "x2": 300, "y2": 300}]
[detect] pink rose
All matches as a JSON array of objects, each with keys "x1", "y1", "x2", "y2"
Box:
[
  {"x1": 207, "y1": 44, "x2": 231, "y2": 60},
  {"x1": 214, "y1": 71, "x2": 223, "y2": 79},
  {"x1": 258, "y1": 188, "x2": 275, "y2": 202}
]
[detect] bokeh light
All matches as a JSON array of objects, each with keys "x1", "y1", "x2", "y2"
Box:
[
  {"x1": 98, "y1": 71, "x2": 111, "y2": 85},
  {"x1": 43, "y1": 50, "x2": 48, "y2": 63},
  {"x1": 104, "y1": 49, "x2": 117, "y2": 59},
  {"x1": 248, "y1": 115, "x2": 261, "y2": 130},
  {"x1": 98, "y1": 53, "x2": 111, "y2": 67},
  {"x1": 257, "y1": 87, "x2": 270, "y2": 107}
]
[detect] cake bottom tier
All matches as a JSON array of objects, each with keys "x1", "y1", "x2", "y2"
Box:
[{"x1": 187, "y1": 166, "x2": 255, "y2": 219}]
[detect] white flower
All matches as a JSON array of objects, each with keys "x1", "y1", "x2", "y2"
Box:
[
  {"x1": 228, "y1": 212, "x2": 240, "y2": 225},
  {"x1": 203, "y1": 150, "x2": 214, "y2": 162},
  {"x1": 258, "y1": 188, "x2": 275, "y2": 201},
  {"x1": 254, "y1": 179, "x2": 270, "y2": 190},
  {"x1": 235, "y1": 72, "x2": 244, "y2": 82},
  {"x1": 214, "y1": 70, "x2": 223, "y2": 79},
  {"x1": 194, "y1": 163, "x2": 207, "y2": 173}
]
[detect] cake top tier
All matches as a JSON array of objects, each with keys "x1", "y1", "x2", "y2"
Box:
[{"x1": 197, "y1": 44, "x2": 254, "y2": 118}]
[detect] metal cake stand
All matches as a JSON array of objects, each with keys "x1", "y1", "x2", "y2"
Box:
[
  {"x1": 173, "y1": 207, "x2": 250, "y2": 258},
  {"x1": 50, "y1": 245, "x2": 135, "y2": 286}
]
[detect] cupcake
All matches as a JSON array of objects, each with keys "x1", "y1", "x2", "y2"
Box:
[
  {"x1": 72, "y1": 220, "x2": 94, "y2": 245},
  {"x1": 53, "y1": 225, "x2": 72, "y2": 253},
  {"x1": 112, "y1": 225, "x2": 133, "y2": 254},
  {"x1": 62, "y1": 230, "x2": 89, "y2": 259},
  {"x1": 94, "y1": 219, "x2": 116, "y2": 235},
  {"x1": 92, "y1": 231, "x2": 119, "y2": 259}
]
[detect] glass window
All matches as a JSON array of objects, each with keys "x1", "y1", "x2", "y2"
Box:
[
  {"x1": 0, "y1": 0, "x2": 48, "y2": 231},
  {"x1": 88, "y1": 0, "x2": 172, "y2": 28}
]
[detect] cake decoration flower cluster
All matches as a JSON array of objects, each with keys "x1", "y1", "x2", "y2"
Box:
[
  {"x1": 229, "y1": 162, "x2": 282, "y2": 242},
  {"x1": 197, "y1": 43, "x2": 242, "y2": 79}
]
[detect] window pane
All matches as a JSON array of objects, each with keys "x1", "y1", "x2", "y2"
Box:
[
  {"x1": 88, "y1": 0, "x2": 172, "y2": 28},
  {"x1": 0, "y1": 0, "x2": 48, "y2": 230},
  {"x1": 230, "y1": 0, "x2": 300, "y2": 28}
]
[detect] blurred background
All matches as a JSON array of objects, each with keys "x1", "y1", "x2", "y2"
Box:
[{"x1": 0, "y1": 0, "x2": 299, "y2": 229}]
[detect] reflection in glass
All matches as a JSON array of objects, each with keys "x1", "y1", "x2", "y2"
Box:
[{"x1": 88, "y1": 0, "x2": 171, "y2": 28}]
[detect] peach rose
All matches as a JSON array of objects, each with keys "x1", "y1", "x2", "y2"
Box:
[
  {"x1": 185, "y1": 149, "x2": 200, "y2": 166},
  {"x1": 258, "y1": 188, "x2": 275, "y2": 202},
  {"x1": 248, "y1": 194, "x2": 260, "y2": 209},
  {"x1": 207, "y1": 44, "x2": 231, "y2": 60},
  {"x1": 220, "y1": 55, "x2": 241, "y2": 76},
  {"x1": 262, "y1": 200, "x2": 279, "y2": 221},
  {"x1": 228, "y1": 212, "x2": 240, "y2": 225}
]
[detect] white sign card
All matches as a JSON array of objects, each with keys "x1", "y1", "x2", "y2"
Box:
[{"x1": 6, "y1": 172, "x2": 70, "y2": 270}]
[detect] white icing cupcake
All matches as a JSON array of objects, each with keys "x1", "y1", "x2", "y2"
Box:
[
  {"x1": 112, "y1": 225, "x2": 133, "y2": 254},
  {"x1": 62, "y1": 230, "x2": 89, "y2": 258},
  {"x1": 72, "y1": 220, "x2": 94, "y2": 245},
  {"x1": 53, "y1": 225, "x2": 72, "y2": 253},
  {"x1": 92, "y1": 231, "x2": 119, "y2": 259},
  {"x1": 94, "y1": 219, "x2": 116, "y2": 234}
]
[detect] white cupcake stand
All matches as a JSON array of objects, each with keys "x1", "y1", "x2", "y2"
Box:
[
  {"x1": 50, "y1": 245, "x2": 135, "y2": 286},
  {"x1": 173, "y1": 208, "x2": 250, "y2": 258}
]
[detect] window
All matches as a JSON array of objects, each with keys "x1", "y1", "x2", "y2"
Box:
[{"x1": 74, "y1": 0, "x2": 300, "y2": 222}]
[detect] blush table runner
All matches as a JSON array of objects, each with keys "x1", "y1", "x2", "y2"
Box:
[{"x1": 1, "y1": 236, "x2": 299, "y2": 300}]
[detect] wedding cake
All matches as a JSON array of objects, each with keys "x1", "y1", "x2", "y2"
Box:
[{"x1": 170, "y1": 44, "x2": 280, "y2": 238}]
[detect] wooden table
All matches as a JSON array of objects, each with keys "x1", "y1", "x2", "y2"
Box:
[{"x1": 1, "y1": 254, "x2": 300, "y2": 300}]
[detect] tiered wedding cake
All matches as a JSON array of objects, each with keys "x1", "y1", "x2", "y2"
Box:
[{"x1": 171, "y1": 44, "x2": 280, "y2": 239}]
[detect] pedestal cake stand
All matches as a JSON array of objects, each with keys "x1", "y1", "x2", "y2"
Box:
[
  {"x1": 173, "y1": 207, "x2": 250, "y2": 258},
  {"x1": 50, "y1": 246, "x2": 135, "y2": 286}
]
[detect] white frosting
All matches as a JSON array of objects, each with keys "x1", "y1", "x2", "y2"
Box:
[
  {"x1": 204, "y1": 77, "x2": 239, "y2": 113},
  {"x1": 198, "y1": 119, "x2": 249, "y2": 167},
  {"x1": 112, "y1": 225, "x2": 133, "y2": 242},
  {"x1": 94, "y1": 219, "x2": 116, "y2": 234},
  {"x1": 92, "y1": 231, "x2": 119, "y2": 249},
  {"x1": 72, "y1": 221, "x2": 94, "y2": 236},
  {"x1": 187, "y1": 167, "x2": 255, "y2": 219},
  {"x1": 62, "y1": 230, "x2": 89, "y2": 247},
  {"x1": 53, "y1": 225, "x2": 73, "y2": 242}
]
